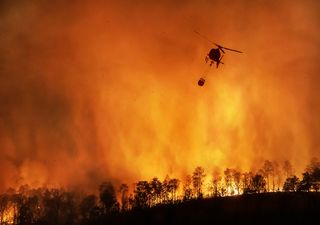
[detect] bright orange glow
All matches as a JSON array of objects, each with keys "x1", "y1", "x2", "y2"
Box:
[
  {"x1": 1, "y1": 205, "x2": 14, "y2": 224},
  {"x1": 0, "y1": 1, "x2": 320, "y2": 193}
]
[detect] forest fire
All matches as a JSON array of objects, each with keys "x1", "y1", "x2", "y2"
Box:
[
  {"x1": 1, "y1": 2, "x2": 320, "y2": 224},
  {"x1": 1, "y1": 205, "x2": 14, "y2": 225}
]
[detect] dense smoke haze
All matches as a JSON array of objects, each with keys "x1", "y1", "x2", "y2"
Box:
[{"x1": 1, "y1": 0, "x2": 320, "y2": 192}]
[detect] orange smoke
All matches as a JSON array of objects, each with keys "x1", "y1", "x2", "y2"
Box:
[{"x1": 0, "y1": 0, "x2": 320, "y2": 193}]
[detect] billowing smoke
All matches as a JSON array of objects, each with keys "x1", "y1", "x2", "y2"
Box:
[{"x1": 1, "y1": 0, "x2": 320, "y2": 192}]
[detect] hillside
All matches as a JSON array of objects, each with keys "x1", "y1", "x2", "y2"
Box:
[{"x1": 105, "y1": 192, "x2": 320, "y2": 225}]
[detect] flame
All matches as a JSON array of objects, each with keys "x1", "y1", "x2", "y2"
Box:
[
  {"x1": 0, "y1": 1, "x2": 320, "y2": 192},
  {"x1": 1, "y1": 205, "x2": 14, "y2": 225}
]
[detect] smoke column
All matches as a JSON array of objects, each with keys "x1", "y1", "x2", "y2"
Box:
[{"x1": 1, "y1": 0, "x2": 320, "y2": 192}]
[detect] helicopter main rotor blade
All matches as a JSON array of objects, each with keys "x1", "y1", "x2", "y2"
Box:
[
  {"x1": 194, "y1": 30, "x2": 217, "y2": 46},
  {"x1": 215, "y1": 44, "x2": 225, "y2": 53},
  {"x1": 194, "y1": 30, "x2": 243, "y2": 53},
  {"x1": 221, "y1": 46, "x2": 243, "y2": 53}
]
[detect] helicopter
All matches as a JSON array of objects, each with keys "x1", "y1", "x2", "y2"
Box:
[
  {"x1": 194, "y1": 31, "x2": 243, "y2": 86},
  {"x1": 194, "y1": 30, "x2": 243, "y2": 68},
  {"x1": 206, "y1": 43, "x2": 243, "y2": 68}
]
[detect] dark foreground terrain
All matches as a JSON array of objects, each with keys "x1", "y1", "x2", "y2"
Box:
[{"x1": 103, "y1": 192, "x2": 320, "y2": 225}]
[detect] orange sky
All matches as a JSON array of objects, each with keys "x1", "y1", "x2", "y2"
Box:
[{"x1": 0, "y1": 0, "x2": 320, "y2": 192}]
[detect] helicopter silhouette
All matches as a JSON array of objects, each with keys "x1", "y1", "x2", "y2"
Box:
[
  {"x1": 195, "y1": 30, "x2": 243, "y2": 68},
  {"x1": 206, "y1": 43, "x2": 243, "y2": 68},
  {"x1": 194, "y1": 31, "x2": 243, "y2": 86}
]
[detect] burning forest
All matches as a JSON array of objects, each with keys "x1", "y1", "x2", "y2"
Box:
[
  {"x1": 0, "y1": 159, "x2": 320, "y2": 225},
  {"x1": 1, "y1": 0, "x2": 320, "y2": 224}
]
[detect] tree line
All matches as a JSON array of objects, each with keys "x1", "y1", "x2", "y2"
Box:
[{"x1": 0, "y1": 158, "x2": 320, "y2": 225}]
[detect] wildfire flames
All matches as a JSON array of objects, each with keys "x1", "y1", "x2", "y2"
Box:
[
  {"x1": 1, "y1": 205, "x2": 14, "y2": 224},
  {"x1": 1, "y1": 0, "x2": 320, "y2": 194}
]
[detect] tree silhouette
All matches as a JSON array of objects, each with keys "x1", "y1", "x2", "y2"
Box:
[
  {"x1": 311, "y1": 167, "x2": 320, "y2": 191},
  {"x1": 60, "y1": 191, "x2": 78, "y2": 225},
  {"x1": 128, "y1": 194, "x2": 134, "y2": 210},
  {"x1": 283, "y1": 160, "x2": 293, "y2": 179},
  {"x1": 99, "y1": 182, "x2": 117, "y2": 214},
  {"x1": 252, "y1": 174, "x2": 266, "y2": 193},
  {"x1": 80, "y1": 194, "x2": 97, "y2": 223},
  {"x1": 212, "y1": 170, "x2": 222, "y2": 197},
  {"x1": 19, "y1": 194, "x2": 42, "y2": 225},
  {"x1": 283, "y1": 176, "x2": 300, "y2": 192},
  {"x1": 134, "y1": 181, "x2": 151, "y2": 208},
  {"x1": 232, "y1": 169, "x2": 242, "y2": 195},
  {"x1": 161, "y1": 176, "x2": 170, "y2": 203},
  {"x1": 41, "y1": 189, "x2": 62, "y2": 225},
  {"x1": 192, "y1": 167, "x2": 206, "y2": 198},
  {"x1": 119, "y1": 184, "x2": 129, "y2": 211},
  {"x1": 306, "y1": 158, "x2": 320, "y2": 191},
  {"x1": 306, "y1": 157, "x2": 320, "y2": 173},
  {"x1": 242, "y1": 172, "x2": 253, "y2": 193},
  {"x1": 224, "y1": 168, "x2": 233, "y2": 195},
  {"x1": 150, "y1": 178, "x2": 162, "y2": 205},
  {"x1": 0, "y1": 194, "x2": 9, "y2": 224},
  {"x1": 298, "y1": 172, "x2": 312, "y2": 192},
  {"x1": 168, "y1": 178, "x2": 180, "y2": 202},
  {"x1": 262, "y1": 160, "x2": 273, "y2": 192},
  {"x1": 271, "y1": 161, "x2": 279, "y2": 191},
  {"x1": 183, "y1": 175, "x2": 193, "y2": 201}
]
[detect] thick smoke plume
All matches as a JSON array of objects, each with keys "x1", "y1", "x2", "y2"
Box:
[{"x1": 1, "y1": 0, "x2": 320, "y2": 192}]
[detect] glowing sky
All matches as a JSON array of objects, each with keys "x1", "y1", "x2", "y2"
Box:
[{"x1": 1, "y1": 0, "x2": 320, "y2": 192}]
